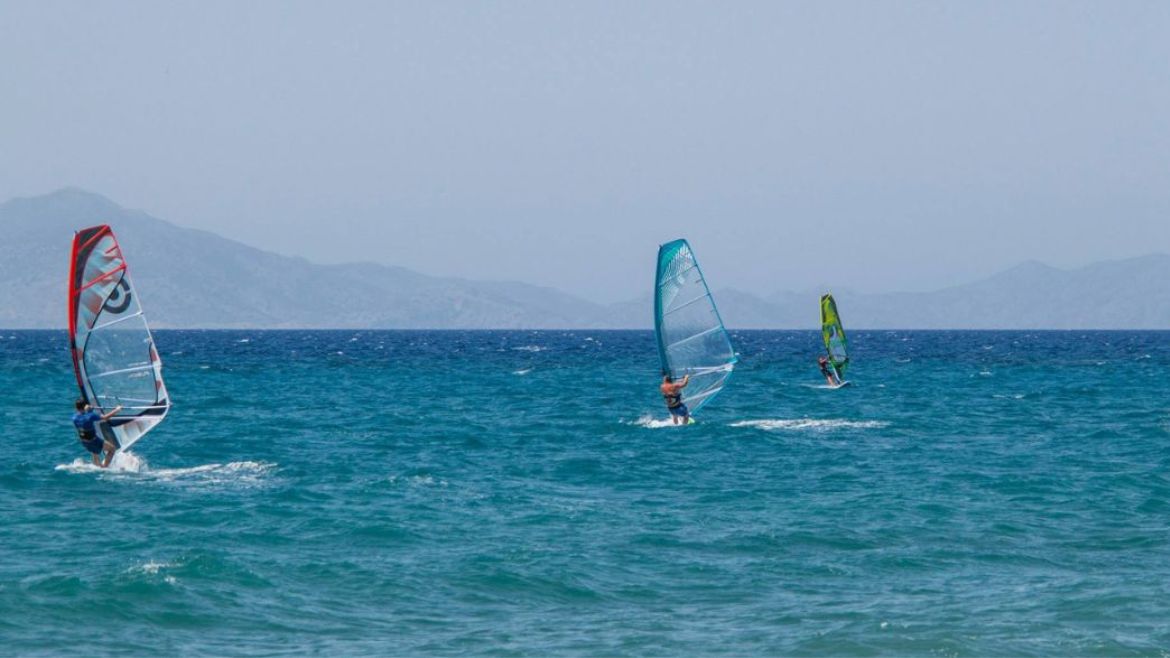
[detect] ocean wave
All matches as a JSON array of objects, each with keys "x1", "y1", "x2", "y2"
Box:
[
  {"x1": 730, "y1": 419, "x2": 890, "y2": 432},
  {"x1": 122, "y1": 553, "x2": 270, "y2": 589},
  {"x1": 125, "y1": 561, "x2": 180, "y2": 585},
  {"x1": 386, "y1": 473, "x2": 449, "y2": 487},
  {"x1": 511, "y1": 345, "x2": 546, "y2": 352}
]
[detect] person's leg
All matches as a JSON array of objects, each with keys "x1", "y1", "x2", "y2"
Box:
[
  {"x1": 101, "y1": 442, "x2": 116, "y2": 468},
  {"x1": 91, "y1": 452, "x2": 101, "y2": 466}
]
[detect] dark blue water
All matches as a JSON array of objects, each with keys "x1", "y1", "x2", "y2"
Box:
[{"x1": 2, "y1": 330, "x2": 1170, "y2": 656}]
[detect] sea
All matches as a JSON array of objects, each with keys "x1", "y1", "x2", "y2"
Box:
[{"x1": 2, "y1": 329, "x2": 1169, "y2": 657}]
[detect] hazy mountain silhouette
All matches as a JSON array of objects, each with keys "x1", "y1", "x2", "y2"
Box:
[
  {"x1": 0, "y1": 189, "x2": 603, "y2": 328},
  {"x1": 3, "y1": 189, "x2": 1167, "y2": 329}
]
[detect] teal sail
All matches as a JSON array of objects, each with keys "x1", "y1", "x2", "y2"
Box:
[
  {"x1": 820, "y1": 293, "x2": 848, "y2": 378},
  {"x1": 654, "y1": 239, "x2": 736, "y2": 415}
]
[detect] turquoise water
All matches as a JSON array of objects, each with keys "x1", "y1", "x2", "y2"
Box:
[{"x1": 3, "y1": 330, "x2": 1170, "y2": 656}]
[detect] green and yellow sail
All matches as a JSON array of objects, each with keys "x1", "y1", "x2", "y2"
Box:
[{"x1": 820, "y1": 293, "x2": 848, "y2": 377}]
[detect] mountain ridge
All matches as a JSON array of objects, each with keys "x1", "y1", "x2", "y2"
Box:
[{"x1": 2, "y1": 189, "x2": 1167, "y2": 329}]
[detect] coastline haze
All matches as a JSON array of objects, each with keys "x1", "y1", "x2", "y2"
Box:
[
  {"x1": 2, "y1": 2, "x2": 1168, "y2": 303},
  {"x1": 3, "y1": 188, "x2": 1169, "y2": 329}
]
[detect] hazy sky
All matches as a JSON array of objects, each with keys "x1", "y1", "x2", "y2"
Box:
[{"x1": 2, "y1": 1, "x2": 1168, "y2": 302}]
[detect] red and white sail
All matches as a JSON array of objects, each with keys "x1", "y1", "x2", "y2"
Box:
[{"x1": 68, "y1": 225, "x2": 169, "y2": 449}]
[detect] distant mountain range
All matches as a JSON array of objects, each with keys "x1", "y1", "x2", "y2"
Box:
[{"x1": 2, "y1": 189, "x2": 1168, "y2": 329}]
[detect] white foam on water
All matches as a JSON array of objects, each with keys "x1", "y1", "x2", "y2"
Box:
[
  {"x1": 109, "y1": 450, "x2": 146, "y2": 472},
  {"x1": 126, "y1": 560, "x2": 180, "y2": 585},
  {"x1": 513, "y1": 368, "x2": 533, "y2": 375},
  {"x1": 55, "y1": 459, "x2": 108, "y2": 474},
  {"x1": 57, "y1": 453, "x2": 276, "y2": 486},
  {"x1": 731, "y1": 418, "x2": 890, "y2": 432},
  {"x1": 55, "y1": 450, "x2": 146, "y2": 474},
  {"x1": 148, "y1": 460, "x2": 276, "y2": 486},
  {"x1": 236, "y1": 338, "x2": 251, "y2": 343},
  {"x1": 625, "y1": 414, "x2": 689, "y2": 429},
  {"x1": 511, "y1": 345, "x2": 546, "y2": 352},
  {"x1": 128, "y1": 560, "x2": 178, "y2": 575},
  {"x1": 408, "y1": 474, "x2": 448, "y2": 487}
]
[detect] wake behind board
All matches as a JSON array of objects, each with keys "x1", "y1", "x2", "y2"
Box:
[{"x1": 829, "y1": 380, "x2": 851, "y2": 389}]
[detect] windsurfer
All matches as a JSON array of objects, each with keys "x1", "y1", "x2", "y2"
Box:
[
  {"x1": 72, "y1": 399, "x2": 123, "y2": 467},
  {"x1": 661, "y1": 374, "x2": 691, "y2": 424},
  {"x1": 818, "y1": 356, "x2": 841, "y2": 386}
]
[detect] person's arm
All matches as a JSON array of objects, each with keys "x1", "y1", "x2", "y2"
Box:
[
  {"x1": 99, "y1": 405, "x2": 123, "y2": 421},
  {"x1": 681, "y1": 375, "x2": 690, "y2": 387}
]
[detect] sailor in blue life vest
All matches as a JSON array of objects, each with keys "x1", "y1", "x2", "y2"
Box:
[
  {"x1": 661, "y1": 374, "x2": 691, "y2": 425},
  {"x1": 72, "y1": 399, "x2": 123, "y2": 468},
  {"x1": 817, "y1": 356, "x2": 841, "y2": 386}
]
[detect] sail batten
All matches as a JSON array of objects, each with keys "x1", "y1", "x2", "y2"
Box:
[
  {"x1": 664, "y1": 293, "x2": 714, "y2": 316},
  {"x1": 88, "y1": 364, "x2": 160, "y2": 380},
  {"x1": 91, "y1": 311, "x2": 146, "y2": 333},
  {"x1": 68, "y1": 225, "x2": 170, "y2": 450},
  {"x1": 657, "y1": 263, "x2": 700, "y2": 286},
  {"x1": 654, "y1": 239, "x2": 736, "y2": 415},
  {"x1": 667, "y1": 325, "x2": 725, "y2": 350}
]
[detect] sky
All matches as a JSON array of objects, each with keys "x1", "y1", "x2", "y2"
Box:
[{"x1": 1, "y1": 1, "x2": 1168, "y2": 303}]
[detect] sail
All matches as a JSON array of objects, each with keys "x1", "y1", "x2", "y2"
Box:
[
  {"x1": 68, "y1": 225, "x2": 169, "y2": 450},
  {"x1": 654, "y1": 239, "x2": 736, "y2": 414},
  {"x1": 820, "y1": 293, "x2": 848, "y2": 376}
]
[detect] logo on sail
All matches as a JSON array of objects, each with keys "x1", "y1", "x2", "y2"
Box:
[{"x1": 103, "y1": 278, "x2": 133, "y2": 314}]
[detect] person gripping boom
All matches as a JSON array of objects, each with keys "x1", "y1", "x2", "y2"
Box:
[
  {"x1": 72, "y1": 399, "x2": 123, "y2": 468},
  {"x1": 818, "y1": 356, "x2": 842, "y2": 387},
  {"x1": 661, "y1": 374, "x2": 691, "y2": 425}
]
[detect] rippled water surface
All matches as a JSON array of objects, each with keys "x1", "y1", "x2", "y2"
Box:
[{"x1": 3, "y1": 330, "x2": 1170, "y2": 656}]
